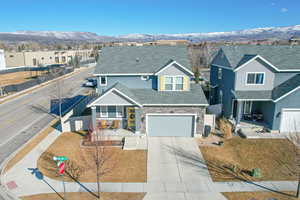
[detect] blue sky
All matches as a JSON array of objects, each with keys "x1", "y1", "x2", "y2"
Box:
[{"x1": 1, "y1": 0, "x2": 299, "y2": 36}]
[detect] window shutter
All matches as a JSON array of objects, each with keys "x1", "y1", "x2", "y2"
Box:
[
  {"x1": 183, "y1": 76, "x2": 190, "y2": 91},
  {"x1": 160, "y1": 76, "x2": 165, "y2": 91}
]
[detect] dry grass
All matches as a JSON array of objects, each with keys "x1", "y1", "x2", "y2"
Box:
[
  {"x1": 38, "y1": 131, "x2": 147, "y2": 182},
  {"x1": 200, "y1": 137, "x2": 298, "y2": 182},
  {"x1": 217, "y1": 118, "x2": 233, "y2": 139},
  {"x1": 21, "y1": 192, "x2": 146, "y2": 200},
  {"x1": 0, "y1": 71, "x2": 48, "y2": 86},
  {"x1": 223, "y1": 191, "x2": 297, "y2": 200},
  {"x1": 3, "y1": 119, "x2": 59, "y2": 174}
]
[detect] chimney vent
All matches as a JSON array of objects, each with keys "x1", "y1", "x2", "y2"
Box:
[{"x1": 136, "y1": 58, "x2": 140, "y2": 62}]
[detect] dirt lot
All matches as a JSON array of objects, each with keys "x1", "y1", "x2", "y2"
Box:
[
  {"x1": 223, "y1": 191, "x2": 297, "y2": 200},
  {"x1": 38, "y1": 131, "x2": 147, "y2": 182},
  {"x1": 0, "y1": 71, "x2": 48, "y2": 86},
  {"x1": 200, "y1": 137, "x2": 298, "y2": 182},
  {"x1": 21, "y1": 192, "x2": 146, "y2": 200}
]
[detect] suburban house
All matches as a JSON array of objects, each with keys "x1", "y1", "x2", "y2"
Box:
[
  {"x1": 87, "y1": 46, "x2": 208, "y2": 137},
  {"x1": 210, "y1": 45, "x2": 300, "y2": 133}
]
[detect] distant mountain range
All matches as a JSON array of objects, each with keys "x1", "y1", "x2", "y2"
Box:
[{"x1": 1, "y1": 25, "x2": 300, "y2": 43}]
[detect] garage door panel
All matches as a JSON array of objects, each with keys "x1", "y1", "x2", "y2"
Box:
[
  {"x1": 280, "y1": 110, "x2": 300, "y2": 133},
  {"x1": 147, "y1": 115, "x2": 194, "y2": 137}
]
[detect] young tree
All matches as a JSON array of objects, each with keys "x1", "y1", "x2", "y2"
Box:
[
  {"x1": 81, "y1": 125, "x2": 117, "y2": 199},
  {"x1": 193, "y1": 66, "x2": 200, "y2": 84},
  {"x1": 286, "y1": 131, "x2": 300, "y2": 198}
]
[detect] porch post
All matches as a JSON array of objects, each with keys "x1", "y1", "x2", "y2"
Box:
[
  {"x1": 235, "y1": 100, "x2": 243, "y2": 133},
  {"x1": 91, "y1": 106, "x2": 97, "y2": 131},
  {"x1": 135, "y1": 107, "x2": 141, "y2": 134}
]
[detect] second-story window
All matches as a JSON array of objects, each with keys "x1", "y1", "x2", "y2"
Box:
[
  {"x1": 164, "y1": 76, "x2": 184, "y2": 91},
  {"x1": 100, "y1": 76, "x2": 107, "y2": 86},
  {"x1": 246, "y1": 73, "x2": 264, "y2": 85}
]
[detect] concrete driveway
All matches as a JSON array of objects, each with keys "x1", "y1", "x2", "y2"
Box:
[{"x1": 147, "y1": 137, "x2": 213, "y2": 183}]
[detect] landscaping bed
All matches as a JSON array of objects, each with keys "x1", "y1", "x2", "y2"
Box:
[
  {"x1": 223, "y1": 191, "x2": 297, "y2": 200},
  {"x1": 21, "y1": 192, "x2": 146, "y2": 200},
  {"x1": 200, "y1": 137, "x2": 298, "y2": 182},
  {"x1": 37, "y1": 131, "x2": 147, "y2": 182}
]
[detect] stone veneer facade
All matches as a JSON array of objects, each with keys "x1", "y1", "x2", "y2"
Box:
[{"x1": 138, "y1": 106, "x2": 206, "y2": 136}]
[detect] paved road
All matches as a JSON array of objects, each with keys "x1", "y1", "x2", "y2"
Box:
[{"x1": 0, "y1": 67, "x2": 94, "y2": 165}]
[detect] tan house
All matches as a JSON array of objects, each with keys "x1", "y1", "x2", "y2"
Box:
[{"x1": 4, "y1": 49, "x2": 93, "y2": 67}]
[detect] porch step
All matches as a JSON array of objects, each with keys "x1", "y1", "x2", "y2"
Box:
[
  {"x1": 239, "y1": 129, "x2": 287, "y2": 139},
  {"x1": 123, "y1": 136, "x2": 148, "y2": 150}
]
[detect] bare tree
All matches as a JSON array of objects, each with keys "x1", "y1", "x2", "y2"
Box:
[
  {"x1": 81, "y1": 125, "x2": 117, "y2": 199},
  {"x1": 286, "y1": 131, "x2": 300, "y2": 198}
]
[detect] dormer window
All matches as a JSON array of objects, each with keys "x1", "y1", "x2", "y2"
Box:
[
  {"x1": 165, "y1": 76, "x2": 184, "y2": 91},
  {"x1": 246, "y1": 72, "x2": 264, "y2": 85}
]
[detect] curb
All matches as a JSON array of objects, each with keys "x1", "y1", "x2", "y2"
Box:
[
  {"x1": 0, "y1": 118, "x2": 59, "y2": 200},
  {"x1": 0, "y1": 64, "x2": 95, "y2": 105}
]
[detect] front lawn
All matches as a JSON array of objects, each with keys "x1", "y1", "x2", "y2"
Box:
[
  {"x1": 21, "y1": 192, "x2": 146, "y2": 200},
  {"x1": 38, "y1": 131, "x2": 147, "y2": 182},
  {"x1": 223, "y1": 191, "x2": 297, "y2": 200},
  {"x1": 200, "y1": 137, "x2": 298, "y2": 182}
]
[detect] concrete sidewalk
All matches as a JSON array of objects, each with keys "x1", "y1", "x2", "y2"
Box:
[{"x1": 2, "y1": 133, "x2": 297, "y2": 199}]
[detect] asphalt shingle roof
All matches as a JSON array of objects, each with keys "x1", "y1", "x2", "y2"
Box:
[
  {"x1": 102, "y1": 83, "x2": 208, "y2": 106},
  {"x1": 233, "y1": 74, "x2": 300, "y2": 101},
  {"x1": 214, "y1": 45, "x2": 300, "y2": 70},
  {"x1": 94, "y1": 46, "x2": 191, "y2": 74}
]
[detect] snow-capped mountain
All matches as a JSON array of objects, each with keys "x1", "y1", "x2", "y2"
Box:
[{"x1": 1, "y1": 25, "x2": 300, "y2": 43}]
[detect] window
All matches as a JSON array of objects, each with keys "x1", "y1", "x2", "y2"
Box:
[
  {"x1": 61, "y1": 56, "x2": 66, "y2": 63},
  {"x1": 100, "y1": 76, "x2": 107, "y2": 86},
  {"x1": 100, "y1": 106, "x2": 108, "y2": 117},
  {"x1": 246, "y1": 73, "x2": 264, "y2": 85},
  {"x1": 55, "y1": 57, "x2": 59, "y2": 63},
  {"x1": 141, "y1": 75, "x2": 149, "y2": 80},
  {"x1": 165, "y1": 77, "x2": 173, "y2": 90},
  {"x1": 175, "y1": 77, "x2": 184, "y2": 90},
  {"x1": 244, "y1": 101, "x2": 252, "y2": 114},
  {"x1": 116, "y1": 106, "x2": 123, "y2": 117},
  {"x1": 164, "y1": 76, "x2": 184, "y2": 91},
  {"x1": 218, "y1": 68, "x2": 222, "y2": 79}
]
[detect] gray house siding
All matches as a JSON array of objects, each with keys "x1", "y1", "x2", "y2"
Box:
[
  {"x1": 157, "y1": 63, "x2": 191, "y2": 76},
  {"x1": 210, "y1": 65, "x2": 220, "y2": 104},
  {"x1": 235, "y1": 59, "x2": 275, "y2": 91},
  {"x1": 274, "y1": 72, "x2": 298, "y2": 87},
  {"x1": 91, "y1": 91, "x2": 136, "y2": 105},
  {"x1": 272, "y1": 89, "x2": 300, "y2": 130},
  {"x1": 97, "y1": 75, "x2": 155, "y2": 93}
]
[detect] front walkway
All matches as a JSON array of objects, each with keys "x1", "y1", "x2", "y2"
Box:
[{"x1": 2, "y1": 133, "x2": 297, "y2": 200}]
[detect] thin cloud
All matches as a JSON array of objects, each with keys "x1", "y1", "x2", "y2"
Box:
[
  {"x1": 271, "y1": 2, "x2": 275, "y2": 6},
  {"x1": 281, "y1": 8, "x2": 288, "y2": 13}
]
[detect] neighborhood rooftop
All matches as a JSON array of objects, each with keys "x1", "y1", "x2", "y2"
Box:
[
  {"x1": 94, "y1": 45, "x2": 192, "y2": 75},
  {"x1": 215, "y1": 45, "x2": 300, "y2": 70}
]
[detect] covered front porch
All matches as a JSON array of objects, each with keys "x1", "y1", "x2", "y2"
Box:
[{"x1": 232, "y1": 99, "x2": 274, "y2": 134}]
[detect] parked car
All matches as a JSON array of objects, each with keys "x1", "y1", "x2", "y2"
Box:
[{"x1": 83, "y1": 79, "x2": 97, "y2": 87}]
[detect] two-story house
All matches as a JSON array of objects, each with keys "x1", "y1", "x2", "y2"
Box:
[
  {"x1": 87, "y1": 46, "x2": 208, "y2": 137},
  {"x1": 210, "y1": 45, "x2": 300, "y2": 133}
]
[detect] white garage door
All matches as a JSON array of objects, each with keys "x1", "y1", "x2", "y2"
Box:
[
  {"x1": 147, "y1": 115, "x2": 195, "y2": 137},
  {"x1": 280, "y1": 109, "x2": 300, "y2": 133}
]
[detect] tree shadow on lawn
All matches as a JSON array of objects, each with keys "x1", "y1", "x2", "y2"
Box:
[{"x1": 163, "y1": 144, "x2": 296, "y2": 198}]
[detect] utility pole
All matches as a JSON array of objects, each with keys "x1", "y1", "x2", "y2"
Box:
[{"x1": 57, "y1": 79, "x2": 63, "y2": 131}]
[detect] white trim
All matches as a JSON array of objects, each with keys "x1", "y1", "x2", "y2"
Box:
[
  {"x1": 143, "y1": 104, "x2": 209, "y2": 106},
  {"x1": 94, "y1": 73, "x2": 153, "y2": 76},
  {"x1": 145, "y1": 113, "x2": 197, "y2": 137},
  {"x1": 96, "y1": 117, "x2": 125, "y2": 120},
  {"x1": 274, "y1": 86, "x2": 300, "y2": 102},
  {"x1": 211, "y1": 64, "x2": 233, "y2": 71},
  {"x1": 99, "y1": 76, "x2": 107, "y2": 86},
  {"x1": 234, "y1": 55, "x2": 300, "y2": 72},
  {"x1": 235, "y1": 99, "x2": 273, "y2": 101},
  {"x1": 87, "y1": 87, "x2": 142, "y2": 107},
  {"x1": 282, "y1": 108, "x2": 300, "y2": 111},
  {"x1": 154, "y1": 60, "x2": 194, "y2": 76},
  {"x1": 245, "y1": 72, "x2": 265, "y2": 85},
  {"x1": 164, "y1": 75, "x2": 185, "y2": 91}
]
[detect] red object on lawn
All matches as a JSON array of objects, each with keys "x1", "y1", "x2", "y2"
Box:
[{"x1": 59, "y1": 162, "x2": 65, "y2": 174}]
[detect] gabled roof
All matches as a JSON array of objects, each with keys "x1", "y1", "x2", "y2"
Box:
[
  {"x1": 233, "y1": 74, "x2": 300, "y2": 102},
  {"x1": 94, "y1": 46, "x2": 192, "y2": 75},
  {"x1": 88, "y1": 83, "x2": 208, "y2": 106},
  {"x1": 212, "y1": 45, "x2": 300, "y2": 71}
]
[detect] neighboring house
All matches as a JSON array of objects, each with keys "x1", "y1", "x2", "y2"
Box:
[
  {"x1": 87, "y1": 46, "x2": 208, "y2": 137},
  {"x1": 210, "y1": 45, "x2": 300, "y2": 133}
]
